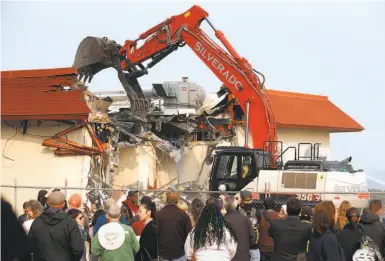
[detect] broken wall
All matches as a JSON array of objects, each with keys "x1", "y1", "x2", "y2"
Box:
[
  {"x1": 113, "y1": 143, "x2": 157, "y2": 191},
  {"x1": 1, "y1": 120, "x2": 91, "y2": 214},
  {"x1": 113, "y1": 141, "x2": 232, "y2": 190}
]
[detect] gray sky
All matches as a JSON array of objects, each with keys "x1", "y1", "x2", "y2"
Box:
[{"x1": 2, "y1": 1, "x2": 385, "y2": 177}]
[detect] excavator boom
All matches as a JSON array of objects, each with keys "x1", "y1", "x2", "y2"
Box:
[{"x1": 74, "y1": 5, "x2": 277, "y2": 157}]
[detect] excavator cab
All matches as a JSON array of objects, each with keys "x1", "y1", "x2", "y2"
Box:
[{"x1": 209, "y1": 147, "x2": 271, "y2": 191}]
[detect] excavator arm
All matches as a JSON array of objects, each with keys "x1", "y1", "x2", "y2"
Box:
[{"x1": 74, "y1": 5, "x2": 277, "y2": 154}]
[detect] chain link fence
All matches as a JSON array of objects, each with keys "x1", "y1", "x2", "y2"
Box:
[{"x1": 2, "y1": 183, "x2": 385, "y2": 216}]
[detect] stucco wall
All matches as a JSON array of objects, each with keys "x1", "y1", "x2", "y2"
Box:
[
  {"x1": 1, "y1": 120, "x2": 91, "y2": 214},
  {"x1": 114, "y1": 142, "x2": 232, "y2": 190},
  {"x1": 114, "y1": 144, "x2": 157, "y2": 189},
  {"x1": 114, "y1": 143, "x2": 217, "y2": 190},
  {"x1": 276, "y1": 128, "x2": 330, "y2": 163}
]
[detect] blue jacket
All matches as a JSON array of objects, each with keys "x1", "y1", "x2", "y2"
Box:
[{"x1": 93, "y1": 214, "x2": 128, "y2": 236}]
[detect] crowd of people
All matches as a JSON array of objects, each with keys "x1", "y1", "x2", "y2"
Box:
[{"x1": 2, "y1": 188, "x2": 385, "y2": 261}]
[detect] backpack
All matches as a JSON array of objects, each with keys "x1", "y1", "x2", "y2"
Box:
[
  {"x1": 240, "y1": 206, "x2": 259, "y2": 244},
  {"x1": 354, "y1": 223, "x2": 383, "y2": 261}
]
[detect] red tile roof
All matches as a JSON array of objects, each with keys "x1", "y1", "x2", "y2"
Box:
[
  {"x1": 266, "y1": 90, "x2": 364, "y2": 132},
  {"x1": 1, "y1": 67, "x2": 90, "y2": 120}
]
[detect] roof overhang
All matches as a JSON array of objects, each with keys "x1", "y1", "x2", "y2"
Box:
[{"x1": 1, "y1": 67, "x2": 91, "y2": 120}]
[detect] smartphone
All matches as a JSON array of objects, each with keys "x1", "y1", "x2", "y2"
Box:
[{"x1": 281, "y1": 204, "x2": 287, "y2": 214}]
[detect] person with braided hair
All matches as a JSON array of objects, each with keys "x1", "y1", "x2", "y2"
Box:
[{"x1": 184, "y1": 203, "x2": 237, "y2": 261}]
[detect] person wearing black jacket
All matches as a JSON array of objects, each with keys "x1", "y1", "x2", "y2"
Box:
[
  {"x1": 136, "y1": 201, "x2": 158, "y2": 261},
  {"x1": 307, "y1": 201, "x2": 346, "y2": 261},
  {"x1": 239, "y1": 191, "x2": 260, "y2": 261},
  {"x1": 337, "y1": 207, "x2": 363, "y2": 261},
  {"x1": 29, "y1": 191, "x2": 84, "y2": 261},
  {"x1": 224, "y1": 195, "x2": 255, "y2": 261},
  {"x1": 268, "y1": 197, "x2": 312, "y2": 261},
  {"x1": 359, "y1": 199, "x2": 385, "y2": 257},
  {"x1": 1, "y1": 197, "x2": 31, "y2": 261},
  {"x1": 156, "y1": 191, "x2": 192, "y2": 261}
]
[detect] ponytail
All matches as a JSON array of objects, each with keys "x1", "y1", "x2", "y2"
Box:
[
  {"x1": 141, "y1": 202, "x2": 157, "y2": 219},
  {"x1": 150, "y1": 202, "x2": 157, "y2": 219}
]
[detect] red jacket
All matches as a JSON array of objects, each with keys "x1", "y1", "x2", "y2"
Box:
[
  {"x1": 122, "y1": 200, "x2": 138, "y2": 214},
  {"x1": 131, "y1": 220, "x2": 145, "y2": 236}
]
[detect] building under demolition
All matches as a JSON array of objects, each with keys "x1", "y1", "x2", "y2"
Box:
[{"x1": 1, "y1": 67, "x2": 364, "y2": 213}]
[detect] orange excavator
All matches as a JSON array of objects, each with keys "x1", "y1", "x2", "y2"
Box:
[{"x1": 74, "y1": 5, "x2": 279, "y2": 190}]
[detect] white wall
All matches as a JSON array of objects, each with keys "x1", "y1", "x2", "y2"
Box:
[
  {"x1": 114, "y1": 143, "x2": 157, "y2": 190},
  {"x1": 1, "y1": 120, "x2": 91, "y2": 214},
  {"x1": 114, "y1": 142, "x2": 231, "y2": 190},
  {"x1": 276, "y1": 128, "x2": 330, "y2": 163}
]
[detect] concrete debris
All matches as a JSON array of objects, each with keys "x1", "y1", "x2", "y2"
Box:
[
  {"x1": 168, "y1": 121, "x2": 196, "y2": 134},
  {"x1": 81, "y1": 78, "x2": 235, "y2": 205}
]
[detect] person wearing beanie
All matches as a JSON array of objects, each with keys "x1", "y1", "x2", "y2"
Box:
[
  {"x1": 28, "y1": 191, "x2": 84, "y2": 261},
  {"x1": 67, "y1": 194, "x2": 90, "y2": 232}
]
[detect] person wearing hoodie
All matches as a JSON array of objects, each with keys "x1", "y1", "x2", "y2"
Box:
[
  {"x1": 337, "y1": 207, "x2": 363, "y2": 261},
  {"x1": 359, "y1": 199, "x2": 385, "y2": 257},
  {"x1": 91, "y1": 204, "x2": 140, "y2": 261},
  {"x1": 28, "y1": 191, "x2": 84, "y2": 261}
]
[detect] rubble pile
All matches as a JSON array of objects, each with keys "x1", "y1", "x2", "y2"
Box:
[{"x1": 79, "y1": 78, "x2": 239, "y2": 208}]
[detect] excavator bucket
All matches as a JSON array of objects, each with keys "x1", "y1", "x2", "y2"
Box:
[
  {"x1": 74, "y1": 36, "x2": 118, "y2": 83},
  {"x1": 74, "y1": 36, "x2": 150, "y2": 117}
]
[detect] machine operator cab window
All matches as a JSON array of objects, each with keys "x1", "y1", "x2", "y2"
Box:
[{"x1": 211, "y1": 152, "x2": 256, "y2": 191}]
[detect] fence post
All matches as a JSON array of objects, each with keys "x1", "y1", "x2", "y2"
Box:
[
  {"x1": 137, "y1": 181, "x2": 140, "y2": 205},
  {"x1": 14, "y1": 177, "x2": 17, "y2": 211},
  {"x1": 65, "y1": 179, "x2": 68, "y2": 198}
]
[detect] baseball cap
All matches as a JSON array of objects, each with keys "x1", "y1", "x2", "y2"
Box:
[
  {"x1": 240, "y1": 191, "x2": 253, "y2": 204},
  {"x1": 301, "y1": 206, "x2": 313, "y2": 218}
]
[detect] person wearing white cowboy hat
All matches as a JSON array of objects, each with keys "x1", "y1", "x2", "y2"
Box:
[{"x1": 91, "y1": 204, "x2": 139, "y2": 261}]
